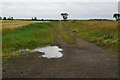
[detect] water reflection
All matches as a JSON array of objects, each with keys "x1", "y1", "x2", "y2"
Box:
[
  {"x1": 33, "y1": 46, "x2": 63, "y2": 58},
  {"x1": 14, "y1": 46, "x2": 63, "y2": 58}
]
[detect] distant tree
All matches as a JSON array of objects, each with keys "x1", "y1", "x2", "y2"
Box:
[
  {"x1": 3, "y1": 17, "x2": 6, "y2": 20},
  {"x1": 0, "y1": 17, "x2": 2, "y2": 20},
  {"x1": 41, "y1": 19, "x2": 44, "y2": 21},
  {"x1": 61, "y1": 13, "x2": 68, "y2": 20},
  {"x1": 8, "y1": 17, "x2": 13, "y2": 20},
  {"x1": 34, "y1": 17, "x2": 37, "y2": 20},
  {"x1": 32, "y1": 17, "x2": 33, "y2": 20},
  {"x1": 11, "y1": 17, "x2": 13, "y2": 20},
  {"x1": 32, "y1": 17, "x2": 37, "y2": 20},
  {"x1": 113, "y1": 13, "x2": 120, "y2": 21}
]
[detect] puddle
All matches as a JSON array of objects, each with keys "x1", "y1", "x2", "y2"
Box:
[
  {"x1": 33, "y1": 46, "x2": 63, "y2": 58},
  {"x1": 13, "y1": 46, "x2": 63, "y2": 59}
]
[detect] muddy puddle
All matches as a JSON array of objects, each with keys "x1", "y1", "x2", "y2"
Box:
[{"x1": 13, "y1": 46, "x2": 63, "y2": 58}]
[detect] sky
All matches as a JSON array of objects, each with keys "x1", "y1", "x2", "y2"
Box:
[
  {"x1": 0, "y1": 0, "x2": 119, "y2": 2},
  {"x1": 0, "y1": 0, "x2": 119, "y2": 20}
]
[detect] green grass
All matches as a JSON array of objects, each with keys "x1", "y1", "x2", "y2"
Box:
[
  {"x1": 3, "y1": 22, "x2": 56, "y2": 55},
  {"x1": 63, "y1": 21, "x2": 119, "y2": 52}
]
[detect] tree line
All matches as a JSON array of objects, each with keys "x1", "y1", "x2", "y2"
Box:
[
  {"x1": 60, "y1": 13, "x2": 120, "y2": 21},
  {"x1": 0, "y1": 17, "x2": 14, "y2": 20},
  {"x1": 0, "y1": 13, "x2": 120, "y2": 21}
]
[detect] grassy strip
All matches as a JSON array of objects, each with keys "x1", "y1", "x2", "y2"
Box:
[
  {"x1": 64, "y1": 21, "x2": 119, "y2": 52},
  {"x1": 57, "y1": 22, "x2": 76, "y2": 44},
  {"x1": 3, "y1": 22, "x2": 56, "y2": 55}
]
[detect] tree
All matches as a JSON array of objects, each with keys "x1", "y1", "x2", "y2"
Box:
[
  {"x1": 113, "y1": 13, "x2": 120, "y2": 21},
  {"x1": 34, "y1": 17, "x2": 37, "y2": 20},
  {"x1": 32, "y1": 17, "x2": 33, "y2": 20},
  {"x1": 8, "y1": 17, "x2": 13, "y2": 20},
  {"x1": 11, "y1": 17, "x2": 13, "y2": 20},
  {"x1": 32, "y1": 17, "x2": 37, "y2": 20},
  {"x1": 61, "y1": 13, "x2": 68, "y2": 20},
  {"x1": 0, "y1": 17, "x2": 2, "y2": 20},
  {"x1": 3, "y1": 17, "x2": 6, "y2": 20}
]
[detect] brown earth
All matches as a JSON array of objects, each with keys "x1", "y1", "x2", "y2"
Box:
[{"x1": 2, "y1": 22, "x2": 118, "y2": 78}]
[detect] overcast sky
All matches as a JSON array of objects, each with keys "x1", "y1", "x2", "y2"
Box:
[
  {"x1": 0, "y1": 0, "x2": 119, "y2": 2},
  {"x1": 0, "y1": 0, "x2": 119, "y2": 20}
]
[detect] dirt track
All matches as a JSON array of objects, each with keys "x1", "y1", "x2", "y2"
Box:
[{"x1": 3, "y1": 22, "x2": 118, "y2": 78}]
